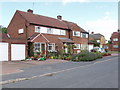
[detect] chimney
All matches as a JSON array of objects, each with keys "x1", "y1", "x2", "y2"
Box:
[
  {"x1": 57, "y1": 15, "x2": 62, "y2": 20},
  {"x1": 27, "y1": 9, "x2": 33, "y2": 13},
  {"x1": 118, "y1": 29, "x2": 120, "y2": 33},
  {"x1": 91, "y1": 32, "x2": 94, "y2": 34}
]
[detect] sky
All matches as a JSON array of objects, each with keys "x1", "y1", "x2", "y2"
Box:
[{"x1": 0, "y1": 0, "x2": 118, "y2": 40}]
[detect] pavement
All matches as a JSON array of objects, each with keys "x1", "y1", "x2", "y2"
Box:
[{"x1": 1, "y1": 54, "x2": 118, "y2": 88}]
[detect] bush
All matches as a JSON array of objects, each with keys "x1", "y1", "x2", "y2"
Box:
[{"x1": 71, "y1": 51, "x2": 102, "y2": 62}]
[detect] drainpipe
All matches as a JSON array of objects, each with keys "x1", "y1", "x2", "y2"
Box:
[{"x1": 25, "y1": 22, "x2": 29, "y2": 58}]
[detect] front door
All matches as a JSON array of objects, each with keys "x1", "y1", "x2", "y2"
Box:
[{"x1": 41, "y1": 43, "x2": 46, "y2": 55}]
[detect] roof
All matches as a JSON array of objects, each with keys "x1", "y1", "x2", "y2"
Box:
[
  {"x1": 28, "y1": 33, "x2": 74, "y2": 43},
  {"x1": 58, "y1": 37, "x2": 74, "y2": 43},
  {"x1": 17, "y1": 10, "x2": 88, "y2": 33},
  {"x1": 1, "y1": 33, "x2": 10, "y2": 39},
  {"x1": 89, "y1": 33, "x2": 104, "y2": 40}
]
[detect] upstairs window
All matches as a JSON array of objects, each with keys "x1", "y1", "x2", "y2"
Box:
[
  {"x1": 35, "y1": 26, "x2": 41, "y2": 33},
  {"x1": 113, "y1": 38, "x2": 118, "y2": 41},
  {"x1": 73, "y1": 31, "x2": 80, "y2": 36},
  {"x1": 18, "y1": 28, "x2": 24, "y2": 34},
  {"x1": 113, "y1": 45, "x2": 118, "y2": 48},
  {"x1": 82, "y1": 33, "x2": 86, "y2": 38},
  {"x1": 47, "y1": 28, "x2": 53, "y2": 34},
  {"x1": 60, "y1": 30, "x2": 66, "y2": 35}
]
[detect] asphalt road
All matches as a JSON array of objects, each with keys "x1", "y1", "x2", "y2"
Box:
[{"x1": 2, "y1": 56, "x2": 118, "y2": 88}]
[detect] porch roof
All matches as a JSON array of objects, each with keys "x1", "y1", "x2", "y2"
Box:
[
  {"x1": 58, "y1": 37, "x2": 74, "y2": 43},
  {"x1": 28, "y1": 33, "x2": 74, "y2": 44}
]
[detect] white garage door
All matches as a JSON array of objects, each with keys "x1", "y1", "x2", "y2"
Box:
[
  {"x1": 0, "y1": 42, "x2": 8, "y2": 61},
  {"x1": 11, "y1": 44, "x2": 25, "y2": 60}
]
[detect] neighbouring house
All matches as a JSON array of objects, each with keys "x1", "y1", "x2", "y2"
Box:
[
  {"x1": 108, "y1": 30, "x2": 120, "y2": 51},
  {"x1": 89, "y1": 32, "x2": 106, "y2": 48},
  {"x1": 5, "y1": 9, "x2": 89, "y2": 61},
  {"x1": 88, "y1": 40, "x2": 94, "y2": 52}
]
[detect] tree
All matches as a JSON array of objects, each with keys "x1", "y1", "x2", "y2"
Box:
[
  {"x1": 89, "y1": 40, "x2": 100, "y2": 47},
  {"x1": 0, "y1": 26, "x2": 7, "y2": 33}
]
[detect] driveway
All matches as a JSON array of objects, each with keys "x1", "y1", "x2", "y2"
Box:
[{"x1": 1, "y1": 59, "x2": 68, "y2": 75}]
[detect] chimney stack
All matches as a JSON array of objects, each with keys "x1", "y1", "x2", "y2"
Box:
[
  {"x1": 91, "y1": 32, "x2": 94, "y2": 34},
  {"x1": 57, "y1": 15, "x2": 62, "y2": 20},
  {"x1": 27, "y1": 9, "x2": 33, "y2": 13}
]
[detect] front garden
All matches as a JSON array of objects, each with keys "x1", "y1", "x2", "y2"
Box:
[{"x1": 25, "y1": 50, "x2": 111, "y2": 62}]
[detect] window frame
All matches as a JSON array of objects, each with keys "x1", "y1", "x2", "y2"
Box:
[
  {"x1": 73, "y1": 31, "x2": 80, "y2": 37},
  {"x1": 74, "y1": 44, "x2": 81, "y2": 49},
  {"x1": 35, "y1": 26, "x2": 41, "y2": 33},
  {"x1": 48, "y1": 43, "x2": 55, "y2": 52}
]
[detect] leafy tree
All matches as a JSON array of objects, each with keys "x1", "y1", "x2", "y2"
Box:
[
  {"x1": 107, "y1": 40, "x2": 112, "y2": 44},
  {"x1": 0, "y1": 26, "x2": 7, "y2": 33},
  {"x1": 89, "y1": 40, "x2": 100, "y2": 47}
]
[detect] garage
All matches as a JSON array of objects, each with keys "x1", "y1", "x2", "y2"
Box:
[
  {"x1": 11, "y1": 44, "x2": 25, "y2": 61},
  {"x1": 0, "y1": 42, "x2": 8, "y2": 61}
]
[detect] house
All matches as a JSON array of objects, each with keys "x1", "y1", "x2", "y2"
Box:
[
  {"x1": 108, "y1": 30, "x2": 120, "y2": 51},
  {"x1": 6, "y1": 9, "x2": 88, "y2": 61},
  {"x1": 89, "y1": 32, "x2": 106, "y2": 48}
]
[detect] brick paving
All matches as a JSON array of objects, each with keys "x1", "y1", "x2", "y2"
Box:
[{"x1": 1, "y1": 59, "x2": 68, "y2": 75}]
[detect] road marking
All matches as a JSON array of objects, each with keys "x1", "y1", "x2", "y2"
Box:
[{"x1": 1, "y1": 58, "x2": 117, "y2": 85}]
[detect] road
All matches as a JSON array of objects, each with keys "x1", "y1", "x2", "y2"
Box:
[{"x1": 2, "y1": 55, "x2": 118, "y2": 88}]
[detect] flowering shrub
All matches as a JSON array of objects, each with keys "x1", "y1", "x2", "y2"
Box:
[{"x1": 71, "y1": 51, "x2": 102, "y2": 62}]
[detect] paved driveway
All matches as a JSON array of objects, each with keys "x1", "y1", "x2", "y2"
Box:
[{"x1": 1, "y1": 59, "x2": 68, "y2": 75}]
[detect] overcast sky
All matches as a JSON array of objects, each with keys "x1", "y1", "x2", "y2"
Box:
[{"x1": 0, "y1": 0, "x2": 118, "y2": 40}]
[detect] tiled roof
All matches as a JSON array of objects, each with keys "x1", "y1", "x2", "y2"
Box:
[
  {"x1": 1, "y1": 33, "x2": 10, "y2": 39},
  {"x1": 28, "y1": 33, "x2": 74, "y2": 43},
  {"x1": 89, "y1": 33, "x2": 104, "y2": 40},
  {"x1": 17, "y1": 10, "x2": 88, "y2": 33},
  {"x1": 58, "y1": 37, "x2": 74, "y2": 43}
]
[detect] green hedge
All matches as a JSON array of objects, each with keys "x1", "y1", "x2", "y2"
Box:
[{"x1": 71, "y1": 51, "x2": 102, "y2": 62}]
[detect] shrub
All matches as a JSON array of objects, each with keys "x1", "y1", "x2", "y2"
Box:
[{"x1": 71, "y1": 51, "x2": 102, "y2": 62}]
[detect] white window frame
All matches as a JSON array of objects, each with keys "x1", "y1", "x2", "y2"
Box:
[
  {"x1": 35, "y1": 26, "x2": 41, "y2": 33},
  {"x1": 81, "y1": 33, "x2": 86, "y2": 38},
  {"x1": 48, "y1": 43, "x2": 55, "y2": 52},
  {"x1": 60, "y1": 30, "x2": 66, "y2": 35},
  {"x1": 73, "y1": 31, "x2": 80, "y2": 37},
  {"x1": 47, "y1": 28, "x2": 53, "y2": 34},
  {"x1": 18, "y1": 28, "x2": 24, "y2": 34},
  {"x1": 34, "y1": 42, "x2": 41, "y2": 52},
  {"x1": 113, "y1": 45, "x2": 118, "y2": 48},
  {"x1": 74, "y1": 44, "x2": 81, "y2": 49},
  {"x1": 113, "y1": 38, "x2": 118, "y2": 41}
]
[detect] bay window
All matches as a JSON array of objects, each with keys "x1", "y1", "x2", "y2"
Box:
[{"x1": 48, "y1": 43, "x2": 55, "y2": 52}]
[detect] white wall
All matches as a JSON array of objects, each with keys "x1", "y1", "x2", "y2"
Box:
[
  {"x1": 0, "y1": 42, "x2": 8, "y2": 61},
  {"x1": 89, "y1": 44, "x2": 94, "y2": 51}
]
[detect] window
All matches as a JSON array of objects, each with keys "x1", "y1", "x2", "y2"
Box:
[
  {"x1": 60, "y1": 30, "x2": 66, "y2": 35},
  {"x1": 48, "y1": 43, "x2": 55, "y2": 52},
  {"x1": 40, "y1": 27, "x2": 47, "y2": 33},
  {"x1": 97, "y1": 40, "x2": 100, "y2": 43},
  {"x1": 18, "y1": 28, "x2": 24, "y2": 34},
  {"x1": 47, "y1": 28, "x2": 53, "y2": 34},
  {"x1": 35, "y1": 26, "x2": 41, "y2": 33},
  {"x1": 74, "y1": 44, "x2": 80, "y2": 49},
  {"x1": 113, "y1": 45, "x2": 118, "y2": 48},
  {"x1": 82, "y1": 33, "x2": 86, "y2": 38},
  {"x1": 34, "y1": 43, "x2": 41, "y2": 52},
  {"x1": 73, "y1": 31, "x2": 80, "y2": 36},
  {"x1": 81, "y1": 44, "x2": 88, "y2": 50},
  {"x1": 113, "y1": 38, "x2": 118, "y2": 41},
  {"x1": 53, "y1": 29, "x2": 60, "y2": 35}
]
